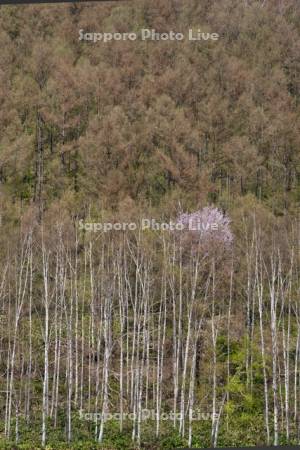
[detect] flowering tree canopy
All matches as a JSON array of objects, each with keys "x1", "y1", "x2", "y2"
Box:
[{"x1": 176, "y1": 206, "x2": 233, "y2": 251}]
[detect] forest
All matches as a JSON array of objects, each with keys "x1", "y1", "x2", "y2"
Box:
[{"x1": 0, "y1": 0, "x2": 300, "y2": 448}]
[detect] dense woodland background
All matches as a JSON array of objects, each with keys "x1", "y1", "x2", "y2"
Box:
[{"x1": 0, "y1": 0, "x2": 300, "y2": 448}]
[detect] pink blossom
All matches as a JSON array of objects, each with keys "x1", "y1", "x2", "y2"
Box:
[{"x1": 176, "y1": 207, "x2": 233, "y2": 251}]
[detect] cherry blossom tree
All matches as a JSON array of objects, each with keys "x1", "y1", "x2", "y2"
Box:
[{"x1": 176, "y1": 206, "x2": 233, "y2": 254}]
